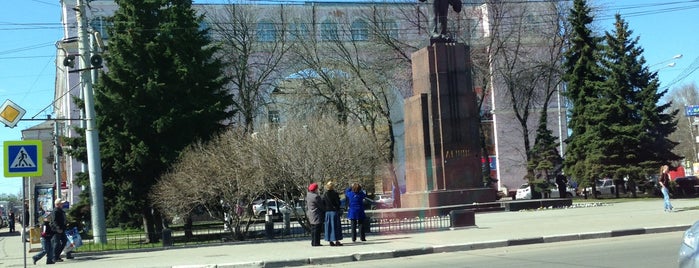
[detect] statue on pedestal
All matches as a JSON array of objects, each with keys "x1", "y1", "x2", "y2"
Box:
[{"x1": 419, "y1": 0, "x2": 462, "y2": 43}]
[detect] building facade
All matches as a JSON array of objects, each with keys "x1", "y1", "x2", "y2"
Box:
[{"x1": 54, "y1": 0, "x2": 566, "y2": 205}]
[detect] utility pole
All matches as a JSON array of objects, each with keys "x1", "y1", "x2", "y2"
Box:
[{"x1": 76, "y1": 0, "x2": 107, "y2": 244}]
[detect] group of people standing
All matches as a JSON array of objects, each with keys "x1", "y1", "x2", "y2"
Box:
[
  {"x1": 32, "y1": 198, "x2": 73, "y2": 265},
  {"x1": 305, "y1": 181, "x2": 368, "y2": 247}
]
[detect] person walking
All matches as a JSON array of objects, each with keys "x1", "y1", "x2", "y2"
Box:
[
  {"x1": 659, "y1": 165, "x2": 674, "y2": 212},
  {"x1": 345, "y1": 183, "x2": 367, "y2": 242},
  {"x1": 555, "y1": 174, "x2": 568, "y2": 198},
  {"x1": 32, "y1": 213, "x2": 55, "y2": 265},
  {"x1": 305, "y1": 182, "x2": 324, "y2": 247},
  {"x1": 8, "y1": 210, "x2": 15, "y2": 232},
  {"x1": 322, "y1": 181, "x2": 343, "y2": 246},
  {"x1": 51, "y1": 198, "x2": 73, "y2": 262}
]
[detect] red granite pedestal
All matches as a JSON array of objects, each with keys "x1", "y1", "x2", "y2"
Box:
[{"x1": 401, "y1": 43, "x2": 496, "y2": 209}]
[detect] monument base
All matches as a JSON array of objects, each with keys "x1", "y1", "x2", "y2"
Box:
[{"x1": 401, "y1": 188, "x2": 496, "y2": 209}]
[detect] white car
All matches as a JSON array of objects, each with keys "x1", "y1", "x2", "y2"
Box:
[
  {"x1": 583, "y1": 178, "x2": 616, "y2": 196},
  {"x1": 679, "y1": 220, "x2": 699, "y2": 267},
  {"x1": 374, "y1": 194, "x2": 394, "y2": 209},
  {"x1": 515, "y1": 183, "x2": 576, "y2": 199},
  {"x1": 251, "y1": 199, "x2": 305, "y2": 218}
]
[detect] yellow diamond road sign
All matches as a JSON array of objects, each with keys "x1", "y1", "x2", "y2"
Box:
[{"x1": 0, "y1": 99, "x2": 26, "y2": 128}]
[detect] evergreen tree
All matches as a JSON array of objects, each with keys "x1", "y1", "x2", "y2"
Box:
[
  {"x1": 94, "y1": 0, "x2": 233, "y2": 242},
  {"x1": 527, "y1": 111, "x2": 563, "y2": 198},
  {"x1": 600, "y1": 14, "x2": 680, "y2": 197},
  {"x1": 562, "y1": 0, "x2": 606, "y2": 191},
  {"x1": 598, "y1": 14, "x2": 648, "y2": 197}
]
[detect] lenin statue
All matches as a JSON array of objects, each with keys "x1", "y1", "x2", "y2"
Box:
[{"x1": 419, "y1": 0, "x2": 462, "y2": 42}]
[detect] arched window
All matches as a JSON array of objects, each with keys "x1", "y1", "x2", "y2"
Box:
[
  {"x1": 257, "y1": 20, "x2": 276, "y2": 42},
  {"x1": 350, "y1": 19, "x2": 368, "y2": 41},
  {"x1": 320, "y1": 19, "x2": 338, "y2": 41}
]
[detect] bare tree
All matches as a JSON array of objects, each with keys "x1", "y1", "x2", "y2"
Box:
[
  {"x1": 280, "y1": 6, "x2": 415, "y2": 204},
  {"x1": 152, "y1": 117, "x2": 381, "y2": 237},
  {"x1": 668, "y1": 83, "x2": 699, "y2": 163},
  {"x1": 205, "y1": 4, "x2": 293, "y2": 133},
  {"x1": 152, "y1": 130, "x2": 266, "y2": 240},
  {"x1": 484, "y1": 1, "x2": 569, "y2": 180}
]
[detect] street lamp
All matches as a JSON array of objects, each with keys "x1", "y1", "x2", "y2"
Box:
[
  {"x1": 654, "y1": 62, "x2": 677, "y2": 72},
  {"x1": 649, "y1": 54, "x2": 683, "y2": 68}
]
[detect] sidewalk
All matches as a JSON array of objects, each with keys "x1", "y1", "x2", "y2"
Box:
[{"x1": 1, "y1": 199, "x2": 695, "y2": 268}]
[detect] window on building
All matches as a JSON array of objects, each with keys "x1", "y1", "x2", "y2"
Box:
[
  {"x1": 383, "y1": 20, "x2": 399, "y2": 38},
  {"x1": 199, "y1": 20, "x2": 212, "y2": 40},
  {"x1": 350, "y1": 19, "x2": 368, "y2": 41},
  {"x1": 269, "y1": 110, "x2": 280, "y2": 126},
  {"x1": 288, "y1": 22, "x2": 310, "y2": 41},
  {"x1": 320, "y1": 20, "x2": 339, "y2": 41},
  {"x1": 89, "y1": 16, "x2": 111, "y2": 41},
  {"x1": 257, "y1": 20, "x2": 276, "y2": 42},
  {"x1": 524, "y1": 13, "x2": 538, "y2": 34}
]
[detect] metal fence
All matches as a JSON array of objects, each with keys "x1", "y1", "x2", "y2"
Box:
[{"x1": 75, "y1": 214, "x2": 453, "y2": 252}]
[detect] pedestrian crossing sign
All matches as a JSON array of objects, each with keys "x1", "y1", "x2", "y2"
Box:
[{"x1": 4, "y1": 140, "x2": 43, "y2": 177}]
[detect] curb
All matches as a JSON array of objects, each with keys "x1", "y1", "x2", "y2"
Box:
[{"x1": 181, "y1": 225, "x2": 691, "y2": 268}]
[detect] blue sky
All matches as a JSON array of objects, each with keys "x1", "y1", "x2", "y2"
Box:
[{"x1": 1, "y1": 0, "x2": 698, "y2": 195}]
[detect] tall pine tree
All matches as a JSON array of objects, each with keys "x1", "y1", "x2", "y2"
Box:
[
  {"x1": 95, "y1": 0, "x2": 233, "y2": 242},
  {"x1": 562, "y1": 0, "x2": 606, "y2": 191},
  {"x1": 599, "y1": 14, "x2": 680, "y2": 197}
]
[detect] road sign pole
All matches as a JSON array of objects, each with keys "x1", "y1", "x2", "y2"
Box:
[{"x1": 54, "y1": 122, "x2": 62, "y2": 199}]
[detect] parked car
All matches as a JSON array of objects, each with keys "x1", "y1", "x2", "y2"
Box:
[
  {"x1": 679, "y1": 220, "x2": 699, "y2": 267},
  {"x1": 251, "y1": 199, "x2": 305, "y2": 218},
  {"x1": 583, "y1": 178, "x2": 616, "y2": 196},
  {"x1": 373, "y1": 194, "x2": 394, "y2": 209},
  {"x1": 638, "y1": 174, "x2": 661, "y2": 196},
  {"x1": 515, "y1": 183, "x2": 575, "y2": 199},
  {"x1": 340, "y1": 195, "x2": 377, "y2": 210},
  {"x1": 674, "y1": 176, "x2": 698, "y2": 197}
]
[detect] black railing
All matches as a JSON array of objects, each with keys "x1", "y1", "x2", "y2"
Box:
[{"x1": 75, "y1": 214, "x2": 452, "y2": 252}]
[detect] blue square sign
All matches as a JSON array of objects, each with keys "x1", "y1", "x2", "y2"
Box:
[{"x1": 4, "y1": 140, "x2": 43, "y2": 177}]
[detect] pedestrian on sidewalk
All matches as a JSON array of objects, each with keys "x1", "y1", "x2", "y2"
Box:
[
  {"x1": 32, "y1": 213, "x2": 55, "y2": 265},
  {"x1": 345, "y1": 183, "x2": 367, "y2": 242},
  {"x1": 659, "y1": 165, "x2": 674, "y2": 212},
  {"x1": 8, "y1": 210, "x2": 15, "y2": 232},
  {"x1": 306, "y1": 182, "x2": 324, "y2": 247},
  {"x1": 51, "y1": 198, "x2": 73, "y2": 262},
  {"x1": 323, "y1": 181, "x2": 343, "y2": 246}
]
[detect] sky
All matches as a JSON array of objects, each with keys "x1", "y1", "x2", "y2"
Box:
[{"x1": 1, "y1": 0, "x2": 698, "y2": 196}]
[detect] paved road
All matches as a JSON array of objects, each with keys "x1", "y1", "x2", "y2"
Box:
[
  {"x1": 313, "y1": 231, "x2": 683, "y2": 268},
  {"x1": 1, "y1": 199, "x2": 696, "y2": 267}
]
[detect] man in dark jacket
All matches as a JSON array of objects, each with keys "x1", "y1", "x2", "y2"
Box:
[
  {"x1": 8, "y1": 210, "x2": 15, "y2": 232},
  {"x1": 305, "y1": 183, "x2": 324, "y2": 247},
  {"x1": 52, "y1": 198, "x2": 73, "y2": 261}
]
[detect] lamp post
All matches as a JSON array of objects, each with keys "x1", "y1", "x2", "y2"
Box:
[
  {"x1": 649, "y1": 54, "x2": 683, "y2": 68},
  {"x1": 654, "y1": 62, "x2": 677, "y2": 72}
]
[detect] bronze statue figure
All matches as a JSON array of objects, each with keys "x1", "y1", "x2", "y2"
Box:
[{"x1": 419, "y1": 0, "x2": 462, "y2": 42}]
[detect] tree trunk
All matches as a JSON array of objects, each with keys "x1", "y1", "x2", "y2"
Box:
[
  {"x1": 142, "y1": 207, "x2": 159, "y2": 243},
  {"x1": 184, "y1": 215, "x2": 193, "y2": 238},
  {"x1": 629, "y1": 179, "x2": 638, "y2": 198}
]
